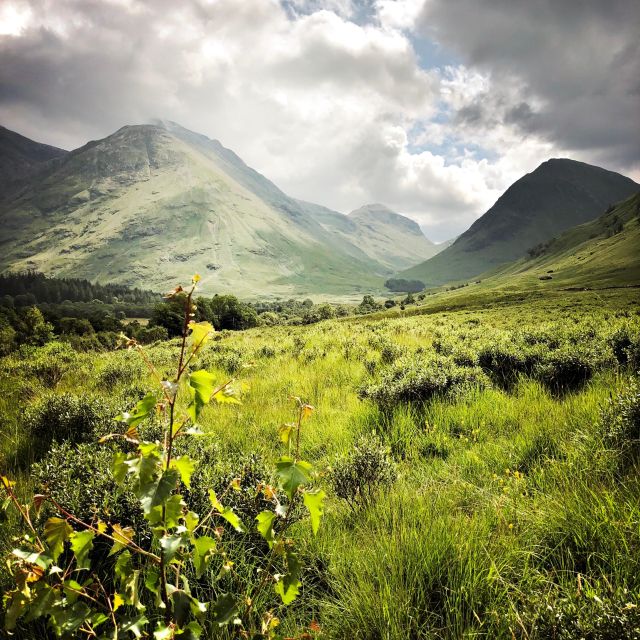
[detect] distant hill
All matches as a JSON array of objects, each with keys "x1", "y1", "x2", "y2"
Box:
[
  {"x1": 300, "y1": 201, "x2": 439, "y2": 271},
  {"x1": 489, "y1": 191, "x2": 640, "y2": 289},
  {"x1": 0, "y1": 125, "x2": 67, "y2": 188},
  {"x1": 399, "y1": 158, "x2": 639, "y2": 286},
  {"x1": 0, "y1": 122, "x2": 394, "y2": 297}
]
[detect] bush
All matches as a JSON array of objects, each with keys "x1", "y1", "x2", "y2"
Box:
[
  {"x1": 97, "y1": 357, "x2": 145, "y2": 388},
  {"x1": 32, "y1": 442, "x2": 145, "y2": 533},
  {"x1": 22, "y1": 393, "x2": 116, "y2": 463},
  {"x1": 329, "y1": 434, "x2": 396, "y2": 510},
  {"x1": 477, "y1": 341, "x2": 543, "y2": 388},
  {"x1": 534, "y1": 345, "x2": 605, "y2": 392},
  {"x1": 600, "y1": 376, "x2": 640, "y2": 473},
  {"x1": 360, "y1": 355, "x2": 489, "y2": 410},
  {"x1": 25, "y1": 342, "x2": 78, "y2": 388},
  {"x1": 517, "y1": 585, "x2": 640, "y2": 640}
]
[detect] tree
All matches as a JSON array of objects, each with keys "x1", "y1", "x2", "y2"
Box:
[{"x1": 19, "y1": 306, "x2": 54, "y2": 346}]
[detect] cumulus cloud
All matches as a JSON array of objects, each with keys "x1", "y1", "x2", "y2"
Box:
[
  {"x1": 0, "y1": 0, "x2": 636, "y2": 240},
  {"x1": 417, "y1": 0, "x2": 640, "y2": 171}
]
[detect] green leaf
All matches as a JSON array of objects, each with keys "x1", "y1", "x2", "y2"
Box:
[
  {"x1": 171, "y1": 456, "x2": 196, "y2": 489},
  {"x1": 4, "y1": 591, "x2": 29, "y2": 630},
  {"x1": 187, "y1": 369, "x2": 217, "y2": 422},
  {"x1": 154, "y1": 623, "x2": 174, "y2": 639},
  {"x1": 303, "y1": 489, "x2": 326, "y2": 535},
  {"x1": 146, "y1": 493, "x2": 184, "y2": 529},
  {"x1": 160, "y1": 534, "x2": 184, "y2": 564},
  {"x1": 212, "y1": 385, "x2": 241, "y2": 405},
  {"x1": 112, "y1": 451, "x2": 129, "y2": 484},
  {"x1": 109, "y1": 523, "x2": 135, "y2": 556},
  {"x1": 255, "y1": 511, "x2": 276, "y2": 547},
  {"x1": 274, "y1": 551, "x2": 302, "y2": 605},
  {"x1": 193, "y1": 536, "x2": 217, "y2": 578},
  {"x1": 11, "y1": 548, "x2": 53, "y2": 570},
  {"x1": 69, "y1": 530, "x2": 94, "y2": 570},
  {"x1": 185, "y1": 510, "x2": 199, "y2": 533},
  {"x1": 117, "y1": 393, "x2": 156, "y2": 428},
  {"x1": 118, "y1": 613, "x2": 149, "y2": 638},
  {"x1": 276, "y1": 457, "x2": 313, "y2": 499},
  {"x1": 210, "y1": 593, "x2": 238, "y2": 626},
  {"x1": 188, "y1": 321, "x2": 214, "y2": 354},
  {"x1": 138, "y1": 468, "x2": 180, "y2": 516},
  {"x1": 44, "y1": 517, "x2": 73, "y2": 562},
  {"x1": 114, "y1": 549, "x2": 133, "y2": 584},
  {"x1": 23, "y1": 583, "x2": 57, "y2": 623},
  {"x1": 219, "y1": 506, "x2": 247, "y2": 533}
]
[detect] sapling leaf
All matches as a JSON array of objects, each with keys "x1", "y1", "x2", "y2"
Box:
[
  {"x1": 276, "y1": 456, "x2": 313, "y2": 499},
  {"x1": 192, "y1": 536, "x2": 217, "y2": 578},
  {"x1": 210, "y1": 593, "x2": 238, "y2": 626},
  {"x1": 117, "y1": 393, "x2": 157, "y2": 428},
  {"x1": 303, "y1": 489, "x2": 326, "y2": 535},
  {"x1": 255, "y1": 511, "x2": 276, "y2": 547},
  {"x1": 187, "y1": 369, "x2": 217, "y2": 421},
  {"x1": 171, "y1": 456, "x2": 196, "y2": 489},
  {"x1": 69, "y1": 530, "x2": 94, "y2": 570},
  {"x1": 44, "y1": 517, "x2": 72, "y2": 562},
  {"x1": 274, "y1": 551, "x2": 302, "y2": 604}
]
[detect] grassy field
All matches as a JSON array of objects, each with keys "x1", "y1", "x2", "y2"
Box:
[{"x1": 1, "y1": 286, "x2": 639, "y2": 638}]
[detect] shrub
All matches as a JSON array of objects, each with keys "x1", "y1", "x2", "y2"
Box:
[
  {"x1": 32, "y1": 442, "x2": 145, "y2": 533},
  {"x1": 517, "y1": 585, "x2": 640, "y2": 640},
  {"x1": 21, "y1": 393, "x2": 116, "y2": 463},
  {"x1": 359, "y1": 355, "x2": 489, "y2": 410},
  {"x1": 600, "y1": 376, "x2": 640, "y2": 472},
  {"x1": 29, "y1": 342, "x2": 77, "y2": 387},
  {"x1": 329, "y1": 434, "x2": 396, "y2": 510},
  {"x1": 97, "y1": 356, "x2": 145, "y2": 388},
  {"x1": 534, "y1": 345, "x2": 606, "y2": 392},
  {"x1": 477, "y1": 341, "x2": 544, "y2": 388}
]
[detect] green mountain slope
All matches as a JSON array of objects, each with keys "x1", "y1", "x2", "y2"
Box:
[
  {"x1": 0, "y1": 122, "x2": 389, "y2": 297},
  {"x1": 399, "y1": 158, "x2": 639, "y2": 286},
  {"x1": 489, "y1": 191, "x2": 640, "y2": 289},
  {"x1": 0, "y1": 125, "x2": 67, "y2": 189},
  {"x1": 298, "y1": 200, "x2": 439, "y2": 271}
]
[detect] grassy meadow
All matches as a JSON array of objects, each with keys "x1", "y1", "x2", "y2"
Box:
[{"x1": 1, "y1": 286, "x2": 639, "y2": 638}]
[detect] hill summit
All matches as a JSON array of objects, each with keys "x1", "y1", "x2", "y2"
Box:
[{"x1": 399, "y1": 158, "x2": 639, "y2": 286}]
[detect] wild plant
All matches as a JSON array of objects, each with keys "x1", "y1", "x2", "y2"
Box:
[{"x1": 1, "y1": 275, "x2": 325, "y2": 639}]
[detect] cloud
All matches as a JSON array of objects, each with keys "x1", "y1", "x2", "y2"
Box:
[
  {"x1": 0, "y1": 0, "x2": 635, "y2": 242},
  {"x1": 417, "y1": 0, "x2": 640, "y2": 171}
]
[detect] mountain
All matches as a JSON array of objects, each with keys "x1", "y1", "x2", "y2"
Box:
[
  {"x1": 0, "y1": 126, "x2": 67, "y2": 188},
  {"x1": 0, "y1": 122, "x2": 390, "y2": 297},
  {"x1": 399, "y1": 158, "x2": 639, "y2": 287},
  {"x1": 298, "y1": 201, "x2": 439, "y2": 271},
  {"x1": 490, "y1": 191, "x2": 640, "y2": 289}
]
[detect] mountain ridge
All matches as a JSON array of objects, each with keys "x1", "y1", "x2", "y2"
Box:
[{"x1": 399, "y1": 157, "x2": 639, "y2": 286}]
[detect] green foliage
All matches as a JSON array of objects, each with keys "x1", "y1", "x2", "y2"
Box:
[
  {"x1": 600, "y1": 376, "x2": 640, "y2": 473},
  {"x1": 384, "y1": 278, "x2": 425, "y2": 293},
  {"x1": 328, "y1": 434, "x2": 396, "y2": 510},
  {"x1": 1, "y1": 276, "x2": 324, "y2": 639},
  {"x1": 360, "y1": 354, "x2": 489, "y2": 409},
  {"x1": 22, "y1": 393, "x2": 116, "y2": 464}
]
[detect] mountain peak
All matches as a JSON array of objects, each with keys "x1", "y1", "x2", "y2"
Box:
[
  {"x1": 400, "y1": 157, "x2": 639, "y2": 286},
  {"x1": 349, "y1": 203, "x2": 425, "y2": 236}
]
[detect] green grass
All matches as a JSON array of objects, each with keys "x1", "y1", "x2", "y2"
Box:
[{"x1": 1, "y1": 288, "x2": 640, "y2": 638}]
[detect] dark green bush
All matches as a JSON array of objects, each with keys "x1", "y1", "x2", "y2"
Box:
[
  {"x1": 328, "y1": 434, "x2": 396, "y2": 510},
  {"x1": 32, "y1": 441, "x2": 145, "y2": 533},
  {"x1": 22, "y1": 393, "x2": 116, "y2": 463},
  {"x1": 97, "y1": 357, "x2": 145, "y2": 388},
  {"x1": 517, "y1": 586, "x2": 640, "y2": 640},
  {"x1": 534, "y1": 345, "x2": 605, "y2": 392},
  {"x1": 360, "y1": 355, "x2": 489, "y2": 409},
  {"x1": 600, "y1": 377, "x2": 640, "y2": 472}
]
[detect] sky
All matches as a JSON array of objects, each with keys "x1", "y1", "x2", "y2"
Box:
[{"x1": 0, "y1": 0, "x2": 638, "y2": 241}]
